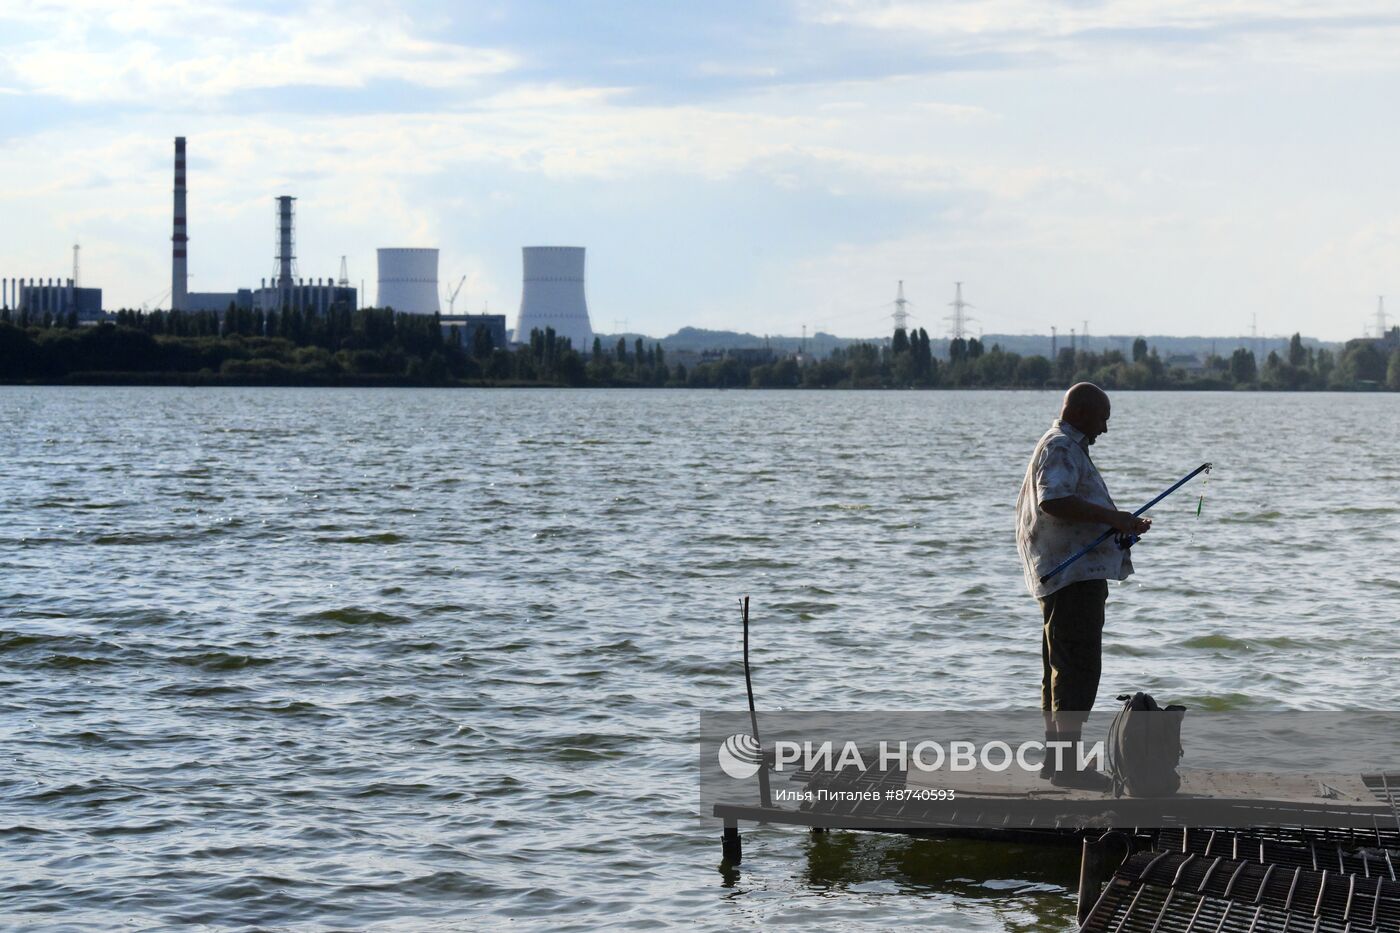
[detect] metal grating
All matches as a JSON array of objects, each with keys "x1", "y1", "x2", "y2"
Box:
[
  {"x1": 1157, "y1": 828, "x2": 1400, "y2": 880},
  {"x1": 1082, "y1": 850, "x2": 1400, "y2": 932}
]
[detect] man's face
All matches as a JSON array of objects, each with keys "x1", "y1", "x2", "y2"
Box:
[
  {"x1": 1065, "y1": 396, "x2": 1111, "y2": 444},
  {"x1": 1081, "y1": 399, "x2": 1110, "y2": 444}
]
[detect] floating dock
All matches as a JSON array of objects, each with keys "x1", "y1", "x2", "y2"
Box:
[{"x1": 713, "y1": 763, "x2": 1400, "y2": 928}]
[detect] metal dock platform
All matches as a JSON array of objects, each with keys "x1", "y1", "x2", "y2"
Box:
[{"x1": 713, "y1": 764, "x2": 1400, "y2": 928}]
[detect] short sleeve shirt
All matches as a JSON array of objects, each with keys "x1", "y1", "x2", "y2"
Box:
[{"x1": 1016, "y1": 419, "x2": 1133, "y2": 598}]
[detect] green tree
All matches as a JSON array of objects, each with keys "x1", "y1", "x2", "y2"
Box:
[
  {"x1": 1132, "y1": 337, "x2": 1148, "y2": 363},
  {"x1": 916, "y1": 328, "x2": 933, "y2": 383},
  {"x1": 1016, "y1": 355, "x2": 1052, "y2": 386},
  {"x1": 1055, "y1": 347, "x2": 1076, "y2": 383},
  {"x1": 1340, "y1": 342, "x2": 1386, "y2": 384},
  {"x1": 891, "y1": 327, "x2": 910, "y2": 355},
  {"x1": 472, "y1": 324, "x2": 494, "y2": 359},
  {"x1": 1288, "y1": 333, "x2": 1307, "y2": 368},
  {"x1": 1229, "y1": 348, "x2": 1257, "y2": 385}
]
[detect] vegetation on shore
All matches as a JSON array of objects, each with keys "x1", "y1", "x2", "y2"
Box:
[{"x1": 1, "y1": 306, "x2": 1397, "y2": 390}]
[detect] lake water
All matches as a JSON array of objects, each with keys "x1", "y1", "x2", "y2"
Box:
[{"x1": 2, "y1": 387, "x2": 1397, "y2": 930}]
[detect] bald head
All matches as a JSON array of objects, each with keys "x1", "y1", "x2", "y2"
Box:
[{"x1": 1060, "y1": 382, "x2": 1111, "y2": 444}]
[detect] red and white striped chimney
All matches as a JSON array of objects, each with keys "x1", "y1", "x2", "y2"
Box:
[{"x1": 172, "y1": 136, "x2": 188, "y2": 311}]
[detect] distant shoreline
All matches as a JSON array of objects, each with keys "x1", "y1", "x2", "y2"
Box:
[
  {"x1": 3, "y1": 317, "x2": 1395, "y2": 391},
  {"x1": 1, "y1": 375, "x2": 1393, "y2": 392}
]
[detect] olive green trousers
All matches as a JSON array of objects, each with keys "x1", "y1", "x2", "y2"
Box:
[{"x1": 1039, "y1": 578, "x2": 1109, "y2": 718}]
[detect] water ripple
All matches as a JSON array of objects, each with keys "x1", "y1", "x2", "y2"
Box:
[{"x1": 0, "y1": 386, "x2": 1396, "y2": 930}]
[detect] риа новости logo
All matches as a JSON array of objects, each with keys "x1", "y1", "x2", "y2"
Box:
[{"x1": 717, "y1": 733, "x2": 763, "y2": 779}]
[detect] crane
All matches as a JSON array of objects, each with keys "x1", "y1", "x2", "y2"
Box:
[{"x1": 445, "y1": 275, "x2": 466, "y2": 314}]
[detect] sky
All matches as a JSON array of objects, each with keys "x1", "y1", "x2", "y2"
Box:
[{"x1": 1, "y1": 0, "x2": 1398, "y2": 341}]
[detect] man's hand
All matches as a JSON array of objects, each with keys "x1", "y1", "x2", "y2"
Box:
[
  {"x1": 1111, "y1": 511, "x2": 1151, "y2": 536},
  {"x1": 1042, "y1": 496, "x2": 1151, "y2": 536}
]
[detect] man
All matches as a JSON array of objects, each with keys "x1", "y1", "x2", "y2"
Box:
[{"x1": 1015, "y1": 383, "x2": 1151, "y2": 790}]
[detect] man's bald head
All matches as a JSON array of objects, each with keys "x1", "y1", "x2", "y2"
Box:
[{"x1": 1060, "y1": 382, "x2": 1111, "y2": 444}]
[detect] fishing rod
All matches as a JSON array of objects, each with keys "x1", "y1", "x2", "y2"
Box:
[{"x1": 1039, "y1": 462, "x2": 1212, "y2": 585}]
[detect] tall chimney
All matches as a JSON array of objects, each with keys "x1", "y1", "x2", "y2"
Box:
[
  {"x1": 275, "y1": 195, "x2": 296, "y2": 306},
  {"x1": 172, "y1": 137, "x2": 188, "y2": 311}
]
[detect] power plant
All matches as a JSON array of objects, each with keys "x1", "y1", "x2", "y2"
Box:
[
  {"x1": 376, "y1": 248, "x2": 440, "y2": 315},
  {"x1": 1, "y1": 135, "x2": 598, "y2": 352},
  {"x1": 515, "y1": 246, "x2": 594, "y2": 351},
  {"x1": 169, "y1": 138, "x2": 355, "y2": 316}
]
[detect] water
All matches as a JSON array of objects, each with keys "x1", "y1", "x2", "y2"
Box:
[{"x1": 2, "y1": 387, "x2": 1397, "y2": 930}]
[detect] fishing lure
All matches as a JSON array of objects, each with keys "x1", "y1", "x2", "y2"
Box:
[{"x1": 1188, "y1": 466, "x2": 1211, "y2": 546}]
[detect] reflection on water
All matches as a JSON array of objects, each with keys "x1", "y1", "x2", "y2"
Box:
[{"x1": 748, "y1": 831, "x2": 1081, "y2": 931}]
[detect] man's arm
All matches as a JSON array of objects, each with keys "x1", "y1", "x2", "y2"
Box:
[{"x1": 1041, "y1": 496, "x2": 1152, "y2": 535}]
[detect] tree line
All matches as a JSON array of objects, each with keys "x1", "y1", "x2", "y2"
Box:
[{"x1": 0, "y1": 307, "x2": 1397, "y2": 390}]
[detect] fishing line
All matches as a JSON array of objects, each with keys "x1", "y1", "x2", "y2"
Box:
[{"x1": 1188, "y1": 468, "x2": 1211, "y2": 546}]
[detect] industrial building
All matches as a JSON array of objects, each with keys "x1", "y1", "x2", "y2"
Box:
[
  {"x1": 1, "y1": 278, "x2": 103, "y2": 319},
  {"x1": 515, "y1": 246, "x2": 594, "y2": 350},
  {"x1": 254, "y1": 279, "x2": 357, "y2": 314},
  {"x1": 377, "y1": 248, "x2": 440, "y2": 314},
  {"x1": 169, "y1": 138, "x2": 356, "y2": 319},
  {"x1": 185, "y1": 289, "x2": 255, "y2": 313},
  {"x1": 180, "y1": 282, "x2": 356, "y2": 315},
  {"x1": 442, "y1": 314, "x2": 508, "y2": 351}
]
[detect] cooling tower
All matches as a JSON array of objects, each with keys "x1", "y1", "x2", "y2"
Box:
[
  {"x1": 376, "y1": 248, "x2": 440, "y2": 314},
  {"x1": 515, "y1": 246, "x2": 593, "y2": 350}
]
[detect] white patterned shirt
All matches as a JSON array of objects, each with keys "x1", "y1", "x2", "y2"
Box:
[{"x1": 1016, "y1": 419, "x2": 1134, "y2": 598}]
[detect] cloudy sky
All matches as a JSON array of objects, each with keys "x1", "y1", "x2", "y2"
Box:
[{"x1": 1, "y1": 0, "x2": 1397, "y2": 340}]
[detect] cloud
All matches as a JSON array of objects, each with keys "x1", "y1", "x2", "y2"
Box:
[
  {"x1": 0, "y1": 2, "x2": 516, "y2": 104},
  {"x1": 798, "y1": 0, "x2": 1400, "y2": 72},
  {"x1": 696, "y1": 62, "x2": 781, "y2": 79},
  {"x1": 471, "y1": 83, "x2": 629, "y2": 111},
  {"x1": 1, "y1": 2, "x2": 1395, "y2": 339}
]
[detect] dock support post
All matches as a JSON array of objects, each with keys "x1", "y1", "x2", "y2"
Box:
[
  {"x1": 1077, "y1": 831, "x2": 1129, "y2": 925},
  {"x1": 722, "y1": 819, "x2": 742, "y2": 865}
]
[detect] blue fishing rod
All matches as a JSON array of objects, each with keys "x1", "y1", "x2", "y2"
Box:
[{"x1": 1039, "y1": 462, "x2": 1212, "y2": 585}]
